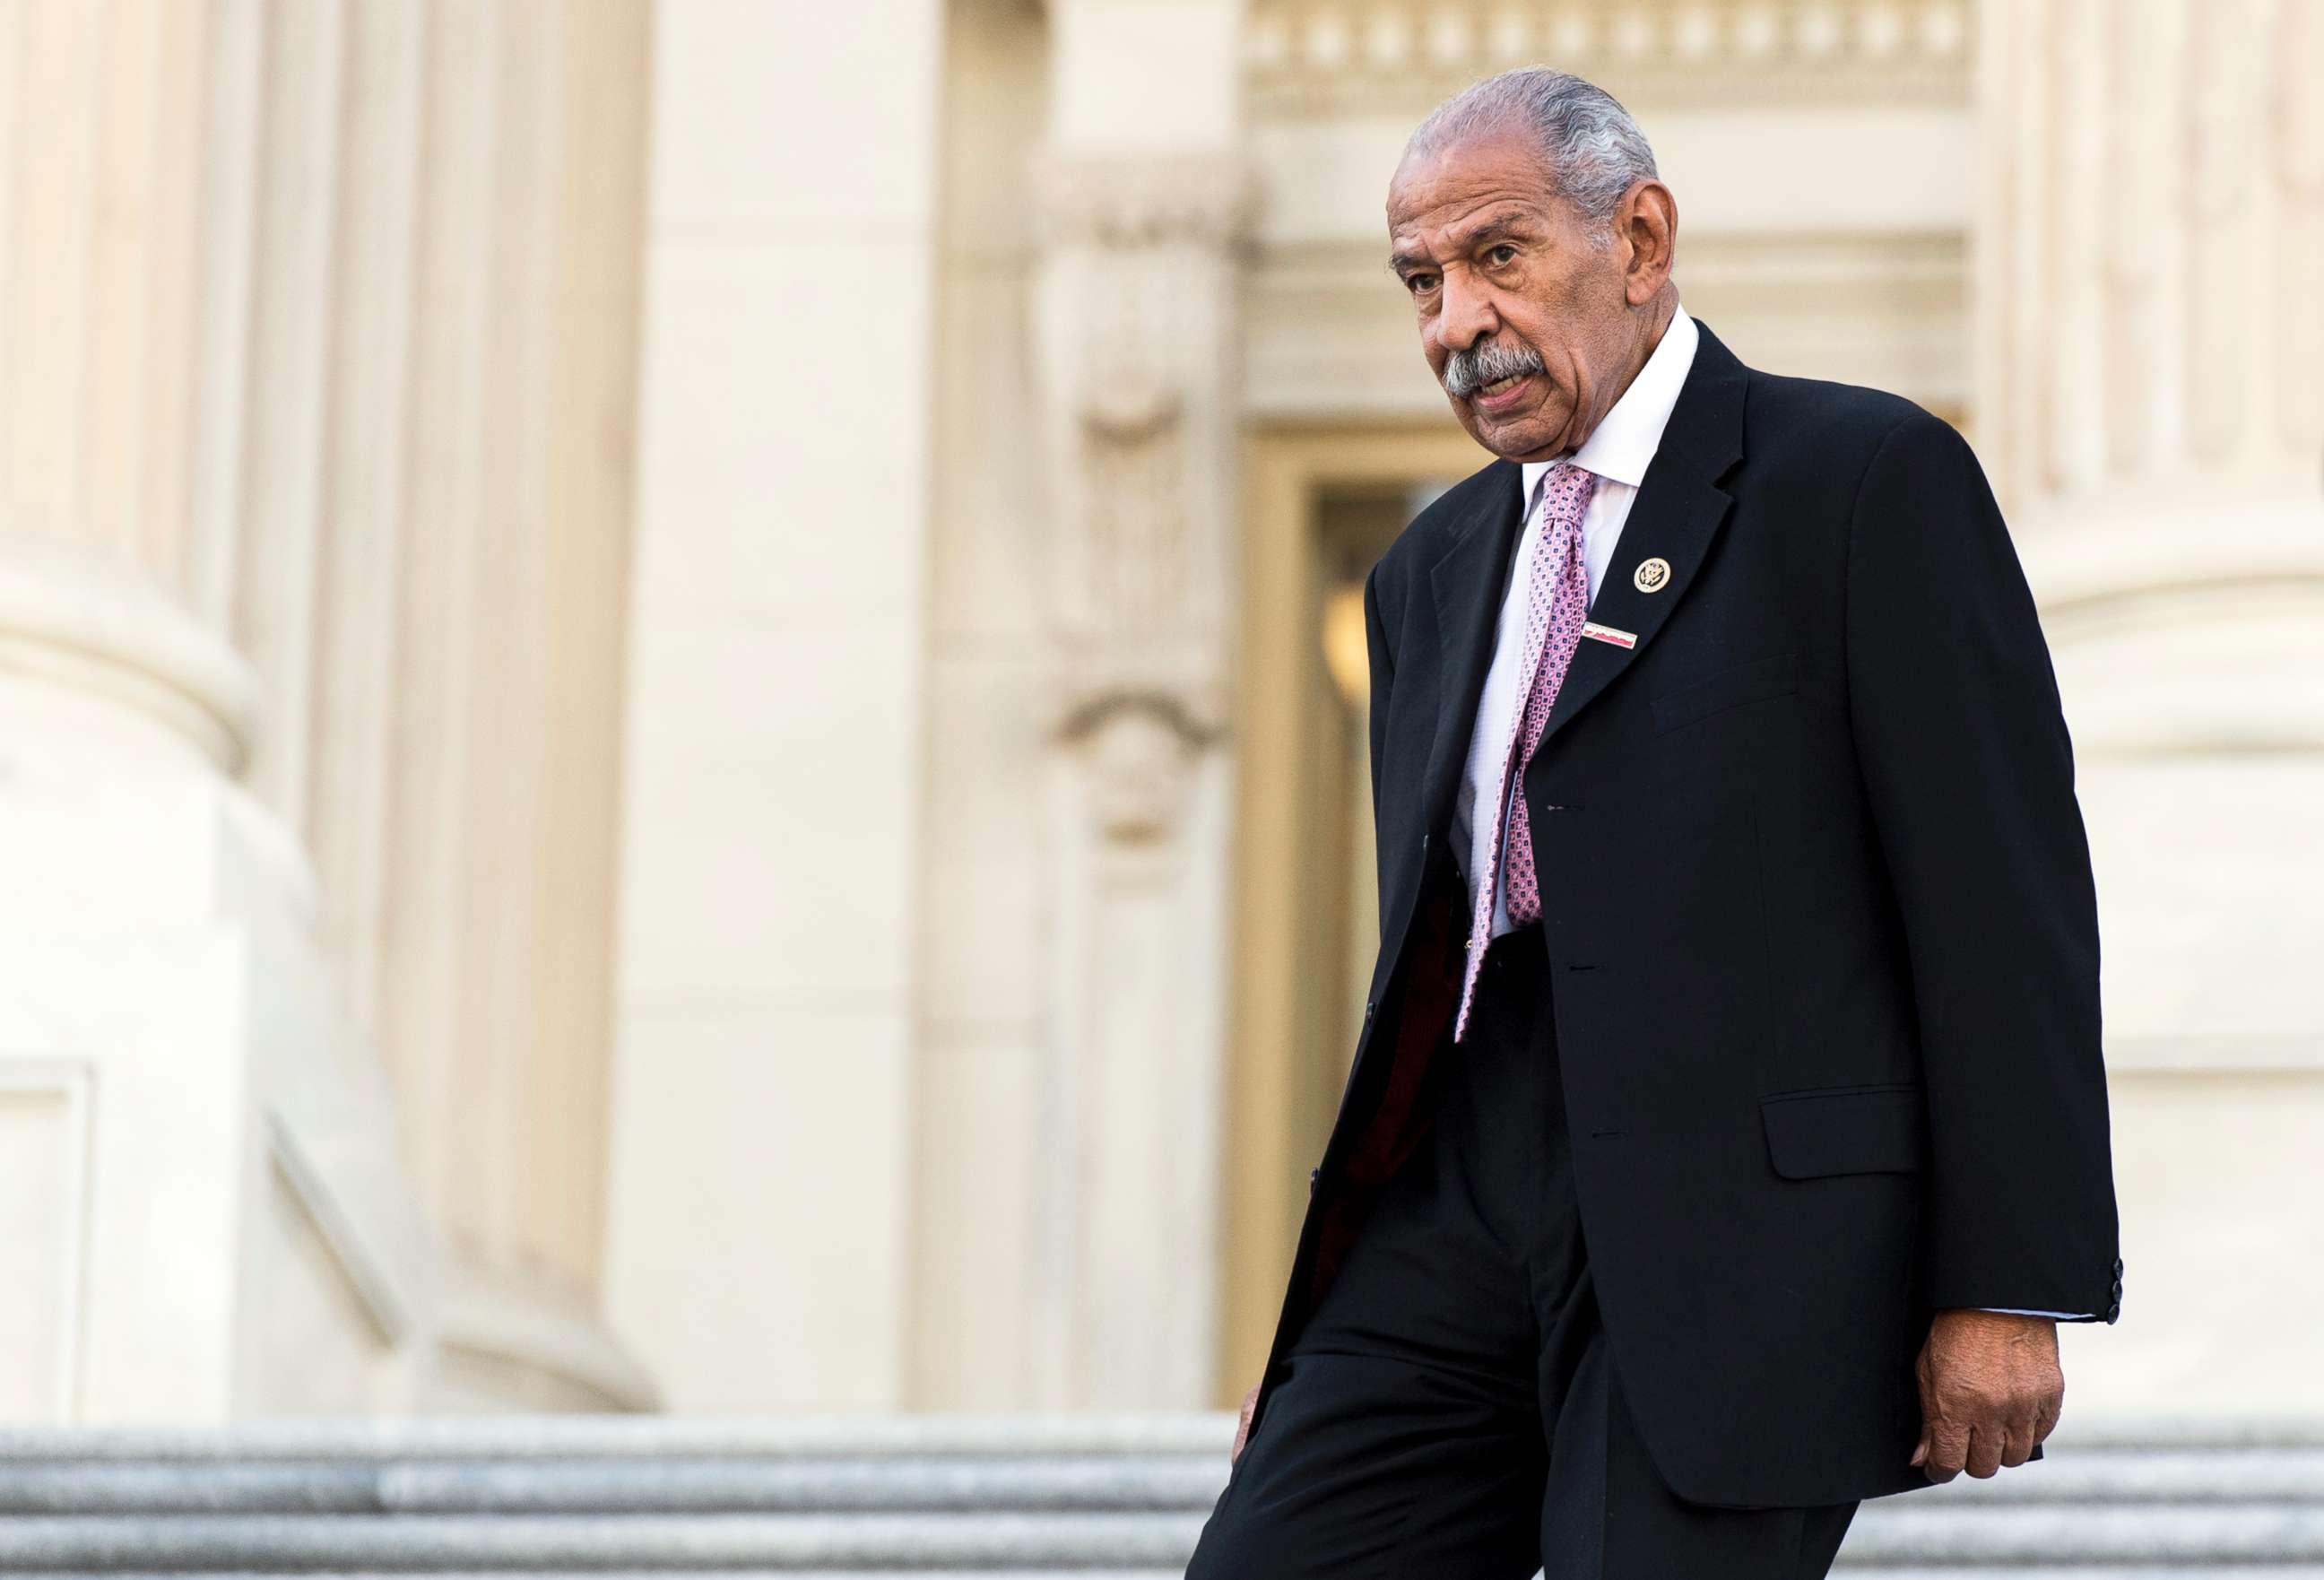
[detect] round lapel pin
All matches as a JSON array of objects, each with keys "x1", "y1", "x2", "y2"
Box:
[{"x1": 1634, "y1": 556, "x2": 1672, "y2": 594}]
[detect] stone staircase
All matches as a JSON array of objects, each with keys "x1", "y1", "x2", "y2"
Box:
[{"x1": 0, "y1": 1414, "x2": 2317, "y2": 1576}]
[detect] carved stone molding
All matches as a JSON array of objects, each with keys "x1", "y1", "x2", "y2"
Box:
[
  {"x1": 1036, "y1": 152, "x2": 1259, "y2": 252},
  {"x1": 1245, "y1": 0, "x2": 1973, "y2": 117},
  {"x1": 0, "y1": 541, "x2": 257, "y2": 773},
  {"x1": 1035, "y1": 149, "x2": 1247, "y2": 854},
  {"x1": 1057, "y1": 688, "x2": 1225, "y2": 855}
]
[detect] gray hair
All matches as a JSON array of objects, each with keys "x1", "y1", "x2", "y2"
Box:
[{"x1": 1405, "y1": 68, "x2": 1659, "y2": 237}]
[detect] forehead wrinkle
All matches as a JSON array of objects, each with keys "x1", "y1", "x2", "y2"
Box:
[
  {"x1": 1391, "y1": 186, "x2": 1550, "y2": 242},
  {"x1": 1460, "y1": 210, "x2": 1540, "y2": 245}
]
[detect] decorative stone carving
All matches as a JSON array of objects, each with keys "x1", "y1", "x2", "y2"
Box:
[
  {"x1": 1019, "y1": 136, "x2": 1253, "y2": 1407},
  {"x1": 1036, "y1": 153, "x2": 1259, "y2": 252},
  {"x1": 1245, "y1": 0, "x2": 1973, "y2": 117},
  {"x1": 1060, "y1": 690, "x2": 1220, "y2": 870},
  {"x1": 1036, "y1": 153, "x2": 1253, "y2": 849}
]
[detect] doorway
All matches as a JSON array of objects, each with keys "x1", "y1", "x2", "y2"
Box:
[{"x1": 1220, "y1": 423, "x2": 1487, "y2": 1401}]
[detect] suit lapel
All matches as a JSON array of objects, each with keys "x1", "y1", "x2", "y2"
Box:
[
  {"x1": 1407, "y1": 323, "x2": 1751, "y2": 839},
  {"x1": 1524, "y1": 323, "x2": 1749, "y2": 770},
  {"x1": 1419, "y1": 462, "x2": 1524, "y2": 838}
]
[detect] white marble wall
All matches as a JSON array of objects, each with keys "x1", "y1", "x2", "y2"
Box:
[
  {"x1": 604, "y1": 0, "x2": 945, "y2": 1411},
  {"x1": 907, "y1": 0, "x2": 1056, "y2": 1411}
]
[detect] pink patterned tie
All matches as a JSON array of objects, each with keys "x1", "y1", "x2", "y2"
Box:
[{"x1": 1453, "y1": 462, "x2": 1598, "y2": 1044}]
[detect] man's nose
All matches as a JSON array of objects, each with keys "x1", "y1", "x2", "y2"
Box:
[{"x1": 1438, "y1": 272, "x2": 1497, "y2": 360}]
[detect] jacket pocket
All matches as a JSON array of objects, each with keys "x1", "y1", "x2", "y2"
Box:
[
  {"x1": 1651, "y1": 651, "x2": 1799, "y2": 735},
  {"x1": 1759, "y1": 1083, "x2": 1925, "y2": 1179}
]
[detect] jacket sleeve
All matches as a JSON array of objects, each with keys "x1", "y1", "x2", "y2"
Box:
[{"x1": 1843, "y1": 412, "x2": 2122, "y2": 1323}]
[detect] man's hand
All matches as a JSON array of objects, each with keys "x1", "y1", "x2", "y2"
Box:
[
  {"x1": 1231, "y1": 1384, "x2": 1260, "y2": 1463},
  {"x1": 1912, "y1": 1309, "x2": 2063, "y2": 1480}
]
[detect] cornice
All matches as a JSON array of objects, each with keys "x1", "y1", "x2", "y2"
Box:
[{"x1": 1245, "y1": 0, "x2": 1974, "y2": 120}]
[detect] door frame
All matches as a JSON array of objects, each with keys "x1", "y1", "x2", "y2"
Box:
[{"x1": 1220, "y1": 421, "x2": 1489, "y2": 1402}]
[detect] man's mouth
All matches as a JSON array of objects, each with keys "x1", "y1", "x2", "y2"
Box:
[
  {"x1": 1444, "y1": 341, "x2": 1546, "y2": 405},
  {"x1": 1470, "y1": 372, "x2": 1536, "y2": 411}
]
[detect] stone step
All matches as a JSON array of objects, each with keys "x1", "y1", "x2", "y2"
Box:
[
  {"x1": 2, "y1": 1504, "x2": 2323, "y2": 1571},
  {"x1": 0, "y1": 1575, "x2": 1198, "y2": 1580},
  {"x1": 1837, "y1": 1572, "x2": 2324, "y2": 1580},
  {"x1": 2, "y1": 1447, "x2": 2320, "y2": 1515},
  {"x1": 0, "y1": 1416, "x2": 2312, "y2": 1573},
  {"x1": 5, "y1": 1411, "x2": 2313, "y2": 1462},
  {"x1": 0, "y1": 1457, "x2": 1222, "y2": 1515},
  {"x1": 0, "y1": 1513, "x2": 1202, "y2": 1571},
  {"x1": 0, "y1": 1416, "x2": 1238, "y2": 1463},
  {"x1": 9, "y1": 1575, "x2": 2324, "y2": 1580}
]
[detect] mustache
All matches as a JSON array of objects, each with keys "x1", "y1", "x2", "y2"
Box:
[{"x1": 1442, "y1": 339, "x2": 1546, "y2": 399}]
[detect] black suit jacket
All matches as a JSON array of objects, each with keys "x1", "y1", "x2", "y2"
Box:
[{"x1": 1259, "y1": 322, "x2": 2121, "y2": 1509}]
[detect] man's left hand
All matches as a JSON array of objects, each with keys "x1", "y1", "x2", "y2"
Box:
[{"x1": 1911, "y1": 1309, "x2": 2063, "y2": 1481}]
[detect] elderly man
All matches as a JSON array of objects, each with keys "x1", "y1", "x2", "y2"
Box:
[{"x1": 1188, "y1": 68, "x2": 2120, "y2": 1579}]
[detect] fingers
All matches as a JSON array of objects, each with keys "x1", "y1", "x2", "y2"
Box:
[
  {"x1": 1997, "y1": 1425, "x2": 2033, "y2": 1470},
  {"x1": 1999, "y1": 1396, "x2": 2046, "y2": 1469},
  {"x1": 1964, "y1": 1422, "x2": 2007, "y2": 1479},
  {"x1": 1920, "y1": 1416, "x2": 1970, "y2": 1482},
  {"x1": 1924, "y1": 1393, "x2": 2058, "y2": 1480},
  {"x1": 1910, "y1": 1335, "x2": 1938, "y2": 1473},
  {"x1": 2033, "y1": 1386, "x2": 2064, "y2": 1448}
]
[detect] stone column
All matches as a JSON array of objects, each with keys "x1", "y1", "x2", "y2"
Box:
[
  {"x1": 0, "y1": 0, "x2": 651, "y2": 1419},
  {"x1": 0, "y1": 0, "x2": 256, "y2": 771},
  {"x1": 0, "y1": 0, "x2": 383, "y2": 1422},
  {"x1": 362, "y1": 0, "x2": 652, "y2": 1408},
  {"x1": 1973, "y1": 0, "x2": 2324, "y2": 1411},
  {"x1": 1976, "y1": 0, "x2": 2320, "y2": 504}
]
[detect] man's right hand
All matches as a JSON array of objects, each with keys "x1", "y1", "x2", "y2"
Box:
[{"x1": 1231, "y1": 1385, "x2": 1260, "y2": 1463}]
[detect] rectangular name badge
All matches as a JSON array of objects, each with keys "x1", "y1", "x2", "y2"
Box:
[{"x1": 1580, "y1": 621, "x2": 1637, "y2": 649}]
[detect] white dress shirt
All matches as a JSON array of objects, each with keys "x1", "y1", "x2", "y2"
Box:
[
  {"x1": 1444, "y1": 306, "x2": 2086, "y2": 1323},
  {"x1": 1452, "y1": 306, "x2": 1700, "y2": 937}
]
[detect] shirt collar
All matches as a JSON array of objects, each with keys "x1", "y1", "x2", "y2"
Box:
[{"x1": 1520, "y1": 306, "x2": 1700, "y2": 505}]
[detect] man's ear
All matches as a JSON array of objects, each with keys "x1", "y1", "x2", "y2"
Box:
[{"x1": 1618, "y1": 179, "x2": 1678, "y2": 306}]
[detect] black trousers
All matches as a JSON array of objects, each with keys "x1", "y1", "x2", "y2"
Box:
[{"x1": 1189, "y1": 929, "x2": 1858, "y2": 1579}]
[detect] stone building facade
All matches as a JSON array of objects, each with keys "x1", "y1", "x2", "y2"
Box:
[{"x1": 0, "y1": 0, "x2": 2314, "y2": 1422}]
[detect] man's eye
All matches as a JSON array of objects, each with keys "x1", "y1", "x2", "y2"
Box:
[
  {"x1": 1407, "y1": 273, "x2": 1439, "y2": 294},
  {"x1": 1486, "y1": 245, "x2": 1517, "y2": 266}
]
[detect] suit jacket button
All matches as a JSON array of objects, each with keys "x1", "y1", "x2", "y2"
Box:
[
  {"x1": 1308, "y1": 1168, "x2": 1322, "y2": 1194},
  {"x1": 2113, "y1": 1257, "x2": 2126, "y2": 1276},
  {"x1": 2105, "y1": 1301, "x2": 2122, "y2": 1324}
]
